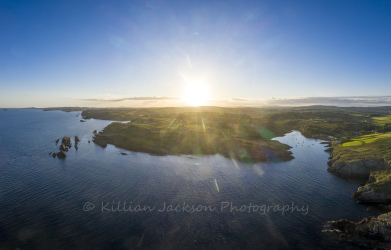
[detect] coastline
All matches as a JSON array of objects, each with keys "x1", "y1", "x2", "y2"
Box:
[{"x1": 325, "y1": 141, "x2": 391, "y2": 248}]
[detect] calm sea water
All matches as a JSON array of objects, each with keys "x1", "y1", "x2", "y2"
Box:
[{"x1": 0, "y1": 109, "x2": 378, "y2": 249}]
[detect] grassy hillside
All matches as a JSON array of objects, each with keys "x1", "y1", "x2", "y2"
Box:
[
  {"x1": 366, "y1": 170, "x2": 391, "y2": 195},
  {"x1": 342, "y1": 133, "x2": 391, "y2": 146},
  {"x1": 331, "y1": 137, "x2": 391, "y2": 164}
]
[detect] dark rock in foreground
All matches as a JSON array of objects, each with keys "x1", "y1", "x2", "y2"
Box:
[{"x1": 327, "y1": 213, "x2": 391, "y2": 249}]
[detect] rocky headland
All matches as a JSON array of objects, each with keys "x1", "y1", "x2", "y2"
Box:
[
  {"x1": 327, "y1": 137, "x2": 391, "y2": 177},
  {"x1": 353, "y1": 170, "x2": 391, "y2": 203},
  {"x1": 327, "y1": 213, "x2": 391, "y2": 249},
  {"x1": 326, "y1": 138, "x2": 391, "y2": 247},
  {"x1": 327, "y1": 158, "x2": 391, "y2": 177}
]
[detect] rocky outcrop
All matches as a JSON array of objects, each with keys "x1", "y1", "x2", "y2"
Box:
[
  {"x1": 59, "y1": 144, "x2": 68, "y2": 152},
  {"x1": 80, "y1": 120, "x2": 86, "y2": 122},
  {"x1": 50, "y1": 136, "x2": 79, "y2": 159},
  {"x1": 328, "y1": 213, "x2": 391, "y2": 248},
  {"x1": 74, "y1": 136, "x2": 80, "y2": 150},
  {"x1": 62, "y1": 137, "x2": 72, "y2": 148},
  {"x1": 353, "y1": 170, "x2": 391, "y2": 203},
  {"x1": 327, "y1": 158, "x2": 391, "y2": 177},
  {"x1": 353, "y1": 185, "x2": 391, "y2": 203},
  {"x1": 57, "y1": 151, "x2": 67, "y2": 159}
]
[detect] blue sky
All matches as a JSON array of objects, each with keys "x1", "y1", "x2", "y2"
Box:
[{"x1": 1, "y1": 0, "x2": 391, "y2": 107}]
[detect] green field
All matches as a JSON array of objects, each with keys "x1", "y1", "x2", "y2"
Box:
[
  {"x1": 331, "y1": 137, "x2": 391, "y2": 165},
  {"x1": 372, "y1": 115, "x2": 391, "y2": 125},
  {"x1": 342, "y1": 132, "x2": 391, "y2": 147}
]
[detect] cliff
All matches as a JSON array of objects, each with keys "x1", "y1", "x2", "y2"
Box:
[
  {"x1": 328, "y1": 212, "x2": 391, "y2": 249},
  {"x1": 328, "y1": 158, "x2": 391, "y2": 177},
  {"x1": 327, "y1": 137, "x2": 391, "y2": 177},
  {"x1": 353, "y1": 170, "x2": 391, "y2": 203}
]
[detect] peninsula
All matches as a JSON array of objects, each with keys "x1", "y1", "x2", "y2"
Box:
[{"x1": 85, "y1": 108, "x2": 294, "y2": 162}]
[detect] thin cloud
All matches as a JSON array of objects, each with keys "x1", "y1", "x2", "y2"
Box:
[
  {"x1": 219, "y1": 96, "x2": 391, "y2": 107},
  {"x1": 231, "y1": 98, "x2": 249, "y2": 101},
  {"x1": 262, "y1": 96, "x2": 391, "y2": 107},
  {"x1": 80, "y1": 96, "x2": 180, "y2": 102}
]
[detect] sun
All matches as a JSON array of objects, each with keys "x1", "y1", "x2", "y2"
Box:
[{"x1": 182, "y1": 80, "x2": 210, "y2": 106}]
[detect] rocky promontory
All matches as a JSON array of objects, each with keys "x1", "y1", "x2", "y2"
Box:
[
  {"x1": 328, "y1": 213, "x2": 391, "y2": 248},
  {"x1": 327, "y1": 158, "x2": 391, "y2": 177},
  {"x1": 327, "y1": 137, "x2": 391, "y2": 177},
  {"x1": 353, "y1": 170, "x2": 391, "y2": 203}
]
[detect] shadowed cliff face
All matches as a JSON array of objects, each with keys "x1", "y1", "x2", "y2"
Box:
[
  {"x1": 353, "y1": 170, "x2": 391, "y2": 203},
  {"x1": 328, "y1": 159, "x2": 391, "y2": 177},
  {"x1": 328, "y1": 212, "x2": 391, "y2": 249}
]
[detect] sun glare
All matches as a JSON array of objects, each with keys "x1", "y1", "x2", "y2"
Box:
[{"x1": 182, "y1": 81, "x2": 210, "y2": 106}]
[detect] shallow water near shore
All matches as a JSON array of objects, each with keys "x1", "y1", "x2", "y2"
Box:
[{"x1": 0, "y1": 109, "x2": 379, "y2": 249}]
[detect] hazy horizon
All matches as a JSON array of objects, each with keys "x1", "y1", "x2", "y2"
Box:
[{"x1": 4, "y1": 95, "x2": 391, "y2": 109}]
